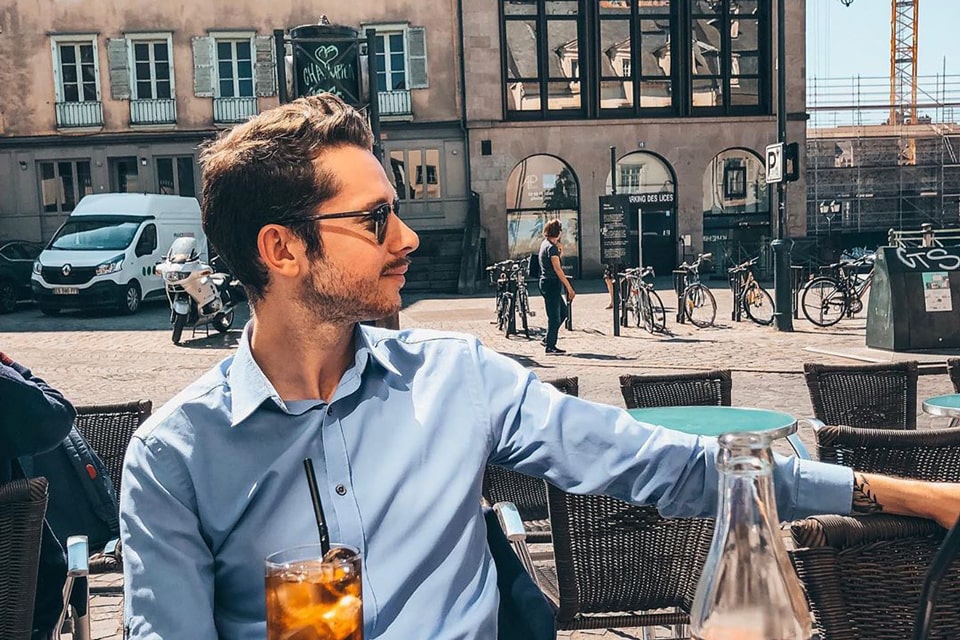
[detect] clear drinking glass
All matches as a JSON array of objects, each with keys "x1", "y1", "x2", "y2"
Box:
[
  {"x1": 689, "y1": 432, "x2": 813, "y2": 640},
  {"x1": 265, "y1": 543, "x2": 363, "y2": 640}
]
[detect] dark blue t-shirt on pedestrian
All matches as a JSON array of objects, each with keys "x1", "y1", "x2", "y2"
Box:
[{"x1": 538, "y1": 239, "x2": 560, "y2": 282}]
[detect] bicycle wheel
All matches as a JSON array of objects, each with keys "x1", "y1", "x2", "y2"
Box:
[
  {"x1": 648, "y1": 289, "x2": 667, "y2": 333},
  {"x1": 682, "y1": 284, "x2": 717, "y2": 328},
  {"x1": 801, "y1": 277, "x2": 846, "y2": 327},
  {"x1": 504, "y1": 293, "x2": 517, "y2": 338},
  {"x1": 518, "y1": 289, "x2": 530, "y2": 338},
  {"x1": 639, "y1": 289, "x2": 655, "y2": 333},
  {"x1": 743, "y1": 282, "x2": 775, "y2": 326},
  {"x1": 496, "y1": 293, "x2": 511, "y2": 332}
]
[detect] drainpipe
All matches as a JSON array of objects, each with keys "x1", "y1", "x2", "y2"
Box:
[{"x1": 455, "y1": 0, "x2": 482, "y2": 293}]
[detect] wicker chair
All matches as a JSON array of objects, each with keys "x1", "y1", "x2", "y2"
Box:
[
  {"x1": 815, "y1": 424, "x2": 960, "y2": 482},
  {"x1": 73, "y1": 400, "x2": 153, "y2": 500},
  {"x1": 0, "y1": 477, "x2": 49, "y2": 640},
  {"x1": 72, "y1": 400, "x2": 152, "y2": 583},
  {"x1": 803, "y1": 361, "x2": 919, "y2": 430},
  {"x1": 790, "y1": 514, "x2": 960, "y2": 639},
  {"x1": 948, "y1": 358, "x2": 960, "y2": 393},
  {"x1": 619, "y1": 369, "x2": 732, "y2": 409},
  {"x1": 482, "y1": 377, "x2": 577, "y2": 544},
  {"x1": 538, "y1": 484, "x2": 714, "y2": 631}
]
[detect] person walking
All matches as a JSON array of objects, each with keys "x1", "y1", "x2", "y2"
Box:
[{"x1": 538, "y1": 219, "x2": 575, "y2": 354}]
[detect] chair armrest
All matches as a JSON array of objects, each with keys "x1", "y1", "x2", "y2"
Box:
[
  {"x1": 494, "y1": 501, "x2": 528, "y2": 543},
  {"x1": 66, "y1": 535, "x2": 89, "y2": 577}
]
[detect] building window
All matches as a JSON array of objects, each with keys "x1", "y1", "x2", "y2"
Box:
[
  {"x1": 723, "y1": 164, "x2": 747, "y2": 199},
  {"x1": 375, "y1": 32, "x2": 407, "y2": 91},
  {"x1": 38, "y1": 160, "x2": 93, "y2": 215},
  {"x1": 51, "y1": 35, "x2": 103, "y2": 127},
  {"x1": 503, "y1": 0, "x2": 583, "y2": 117},
  {"x1": 388, "y1": 148, "x2": 443, "y2": 200},
  {"x1": 690, "y1": 0, "x2": 762, "y2": 112},
  {"x1": 501, "y1": 0, "x2": 768, "y2": 120},
  {"x1": 132, "y1": 40, "x2": 172, "y2": 100},
  {"x1": 216, "y1": 39, "x2": 254, "y2": 98},
  {"x1": 156, "y1": 157, "x2": 197, "y2": 198}
]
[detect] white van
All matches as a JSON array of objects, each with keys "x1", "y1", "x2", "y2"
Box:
[{"x1": 31, "y1": 193, "x2": 206, "y2": 315}]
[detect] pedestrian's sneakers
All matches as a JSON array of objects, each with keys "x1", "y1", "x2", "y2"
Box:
[{"x1": 545, "y1": 346, "x2": 566, "y2": 354}]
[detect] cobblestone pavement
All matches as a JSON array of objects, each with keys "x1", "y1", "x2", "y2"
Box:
[{"x1": 6, "y1": 278, "x2": 956, "y2": 640}]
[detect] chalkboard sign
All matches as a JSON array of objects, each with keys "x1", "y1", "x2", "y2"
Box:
[
  {"x1": 290, "y1": 24, "x2": 362, "y2": 105},
  {"x1": 866, "y1": 246, "x2": 960, "y2": 350},
  {"x1": 599, "y1": 195, "x2": 636, "y2": 266}
]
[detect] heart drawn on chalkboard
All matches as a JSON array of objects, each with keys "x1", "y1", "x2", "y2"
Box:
[{"x1": 313, "y1": 45, "x2": 340, "y2": 71}]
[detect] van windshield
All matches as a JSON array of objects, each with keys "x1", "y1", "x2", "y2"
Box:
[{"x1": 49, "y1": 218, "x2": 142, "y2": 251}]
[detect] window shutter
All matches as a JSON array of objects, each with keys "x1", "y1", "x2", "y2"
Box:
[
  {"x1": 407, "y1": 27, "x2": 429, "y2": 89},
  {"x1": 107, "y1": 38, "x2": 131, "y2": 100},
  {"x1": 254, "y1": 35, "x2": 277, "y2": 97},
  {"x1": 192, "y1": 36, "x2": 215, "y2": 97}
]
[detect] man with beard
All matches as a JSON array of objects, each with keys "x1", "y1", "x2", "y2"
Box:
[{"x1": 120, "y1": 94, "x2": 960, "y2": 640}]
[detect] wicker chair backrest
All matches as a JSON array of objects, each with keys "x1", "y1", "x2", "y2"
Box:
[
  {"x1": 0, "y1": 477, "x2": 49, "y2": 640},
  {"x1": 791, "y1": 514, "x2": 960, "y2": 640},
  {"x1": 815, "y1": 425, "x2": 960, "y2": 482},
  {"x1": 803, "y1": 361, "x2": 918, "y2": 430},
  {"x1": 546, "y1": 485, "x2": 714, "y2": 627},
  {"x1": 618, "y1": 369, "x2": 732, "y2": 409},
  {"x1": 73, "y1": 400, "x2": 153, "y2": 500}
]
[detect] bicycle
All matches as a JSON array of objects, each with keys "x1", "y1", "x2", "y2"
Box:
[
  {"x1": 677, "y1": 253, "x2": 717, "y2": 328},
  {"x1": 619, "y1": 266, "x2": 666, "y2": 334},
  {"x1": 800, "y1": 253, "x2": 875, "y2": 327},
  {"x1": 728, "y1": 257, "x2": 774, "y2": 326},
  {"x1": 485, "y1": 259, "x2": 534, "y2": 338}
]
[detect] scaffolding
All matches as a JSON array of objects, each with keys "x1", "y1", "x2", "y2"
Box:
[{"x1": 807, "y1": 74, "x2": 960, "y2": 248}]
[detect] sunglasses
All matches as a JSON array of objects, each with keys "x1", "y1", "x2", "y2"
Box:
[{"x1": 293, "y1": 199, "x2": 399, "y2": 244}]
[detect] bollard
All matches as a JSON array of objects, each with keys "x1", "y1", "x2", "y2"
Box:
[{"x1": 672, "y1": 269, "x2": 687, "y2": 324}]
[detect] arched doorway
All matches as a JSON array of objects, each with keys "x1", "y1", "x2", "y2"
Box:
[
  {"x1": 506, "y1": 155, "x2": 581, "y2": 277},
  {"x1": 702, "y1": 148, "x2": 771, "y2": 274},
  {"x1": 604, "y1": 151, "x2": 678, "y2": 276}
]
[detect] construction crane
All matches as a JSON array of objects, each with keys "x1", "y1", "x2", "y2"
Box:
[{"x1": 839, "y1": 0, "x2": 919, "y2": 164}]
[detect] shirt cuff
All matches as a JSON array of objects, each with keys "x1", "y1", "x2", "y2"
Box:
[{"x1": 793, "y1": 459, "x2": 855, "y2": 518}]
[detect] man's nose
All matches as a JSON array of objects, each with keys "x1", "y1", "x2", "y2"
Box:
[{"x1": 392, "y1": 216, "x2": 420, "y2": 254}]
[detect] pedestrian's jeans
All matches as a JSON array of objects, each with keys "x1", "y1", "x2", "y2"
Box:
[{"x1": 539, "y1": 278, "x2": 565, "y2": 349}]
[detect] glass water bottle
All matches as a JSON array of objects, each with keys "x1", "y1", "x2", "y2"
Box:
[{"x1": 689, "y1": 432, "x2": 813, "y2": 640}]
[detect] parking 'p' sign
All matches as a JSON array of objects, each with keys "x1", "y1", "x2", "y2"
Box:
[{"x1": 765, "y1": 143, "x2": 783, "y2": 184}]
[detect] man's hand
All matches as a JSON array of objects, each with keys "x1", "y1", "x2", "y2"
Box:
[
  {"x1": 566, "y1": 287, "x2": 576, "y2": 302},
  {"x1": 853, "y1": 473, "x2": 960, "y2": 530}
]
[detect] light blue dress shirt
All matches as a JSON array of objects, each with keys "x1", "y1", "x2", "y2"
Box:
[{"x1": 120, "y1": 323, "x2": 854, "y2": 640}]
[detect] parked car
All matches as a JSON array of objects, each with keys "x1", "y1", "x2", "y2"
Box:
[{"x1": 0, "y1": 240, "x2": 44, "y2": 313}]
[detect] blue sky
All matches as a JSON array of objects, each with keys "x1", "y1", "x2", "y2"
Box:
[{"x1": 806, "y1": 0, "x2": 955, "y2": 80}]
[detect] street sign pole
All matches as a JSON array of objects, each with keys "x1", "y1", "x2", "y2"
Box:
[
  {"x1": 609, "y1": 146, "x2": 620, "y2": 337},
  {"x1": 770, "y1": 0, "x2": 793, "y2": 332}
]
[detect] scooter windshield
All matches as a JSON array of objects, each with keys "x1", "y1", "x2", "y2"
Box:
[{"x1": 166, "y1": 237, "x2": 200, "y2": 264}]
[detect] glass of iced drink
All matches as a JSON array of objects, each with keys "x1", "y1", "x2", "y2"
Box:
[{"x1": 265, "y1": 544, "x2": 363, "y2": 640}]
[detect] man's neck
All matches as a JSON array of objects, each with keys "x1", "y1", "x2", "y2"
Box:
[{"x1": 248, "y1": 304, "x2": 356, "y2": 403}]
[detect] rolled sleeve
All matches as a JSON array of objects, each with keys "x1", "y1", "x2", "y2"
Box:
[{"x1": 782, "y1": 457, "x2": 855, "y2": 520}]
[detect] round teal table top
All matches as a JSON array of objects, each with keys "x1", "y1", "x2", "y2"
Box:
[
  {"x1": 627, "y1": 406, "x2": 797, "y2": 438},
  {"x1": 922, "y1": 394, "x2": 960, "y2": 418}
]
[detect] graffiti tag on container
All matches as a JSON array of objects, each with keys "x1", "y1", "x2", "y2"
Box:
[{"x1": 895, "y1": 247, "x2": 960, "y2": 271}]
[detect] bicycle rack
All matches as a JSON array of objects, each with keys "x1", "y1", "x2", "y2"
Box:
[
  {"x1": 672, "y1": 269, "x2": 687, "y2": 324},
  {"x1": 728, "y1": 270, "x2": 743, "y2": 322}
]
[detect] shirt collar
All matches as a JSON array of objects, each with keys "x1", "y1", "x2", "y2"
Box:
[{"x1": 228, "y1": 321, "x2": 401, "y2": 427}]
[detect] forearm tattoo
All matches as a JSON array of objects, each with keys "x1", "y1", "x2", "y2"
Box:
[{"x1": 852, "y1": 473, "x2": 884, "y2": 515}]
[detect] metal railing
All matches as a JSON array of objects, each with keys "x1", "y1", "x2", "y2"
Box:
[
  {"x1": 807, "y1": 74, "x2": 960, "y2": 128},
  {"x1": 378, "y1": 90, "x2": 412, "y2": 117},
  {"x1": 889, "y1": 224, "x2": 960, "y2": 248},
  {"x1": 213, "y1": 97, "x2": 258, "y2": 124},
  {"x1": 130, "y1": 99, "x2": 177, "y2": 125},
  {"x1": 55, "y1": 101, "x2": 103, "y2": 128}
]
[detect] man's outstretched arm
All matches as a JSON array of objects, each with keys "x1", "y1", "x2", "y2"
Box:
[{"x1": 853, "y1": 473, "x2": 960, "y2": 529}]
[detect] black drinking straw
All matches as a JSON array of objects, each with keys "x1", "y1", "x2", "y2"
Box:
[{"x1": 303, "y1": 458, "x2": 330, "y2": 554}]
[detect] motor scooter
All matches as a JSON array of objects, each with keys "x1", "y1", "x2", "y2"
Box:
[{"x1": 155, "y1": 237, "x2": 244, "y2": 345}]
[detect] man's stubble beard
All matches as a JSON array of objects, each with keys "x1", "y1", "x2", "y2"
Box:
[{"x1": 297, "y1": 258, "x2": 401, "y2": 324}]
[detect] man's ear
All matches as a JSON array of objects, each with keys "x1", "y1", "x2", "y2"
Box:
[{"x1": 257, "y1": 224, "x2": 306, "y2": 279}]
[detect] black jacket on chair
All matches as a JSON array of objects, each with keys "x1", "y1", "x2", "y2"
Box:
[
  {"x1": 484, "y1": 506, "x2": 557, "y2": 640},
  {"x1": 0, "y1": 354, "x2": 78, "y2": 639}
]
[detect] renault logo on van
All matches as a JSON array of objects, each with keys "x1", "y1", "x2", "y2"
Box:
[{"x1": 62, "y1": 264, "x2": 72, "y2": 277}]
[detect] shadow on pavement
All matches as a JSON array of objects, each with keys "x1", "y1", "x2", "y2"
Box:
[
  {"x1": 501, "y1": 353, "x2": 541, "y2": 368},
  {"x1": 566, "y1": 353, "x2": 633, "y2": 361},
  {"x1": 176, "y1": 329, "x2": 243, "y2": 350}
]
